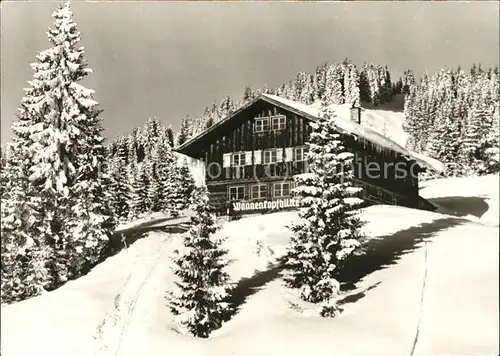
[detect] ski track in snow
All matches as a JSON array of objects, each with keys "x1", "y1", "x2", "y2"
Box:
[
  {"x1": 93, "y1": 234, "x2": 172, "y2": 356},
  {"x1": 410, "y1": 241, "x2": 428, "y2": 356}
]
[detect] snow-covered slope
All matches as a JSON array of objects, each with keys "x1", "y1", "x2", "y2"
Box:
[
  {"x1": 1, "y1": 175, "x2": 498, "y2": 356},
  {"x1": 308, "y1": 96, "x2": 408, "y2": 146}
]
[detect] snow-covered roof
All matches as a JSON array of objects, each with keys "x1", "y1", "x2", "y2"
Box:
[
  {"x1": 261, "y1": 94, "x2": 320, "y2": 118},
  {"x1": 262, "y1": 94, "x2": 444, "y2": 174},
  {"x1": 408, "y1": 151, "x2": 446, "y2": 174}
]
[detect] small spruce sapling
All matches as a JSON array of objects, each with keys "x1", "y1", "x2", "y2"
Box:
[{"x1": 168, "y1": 187, "x2": 232, "y2": 337}]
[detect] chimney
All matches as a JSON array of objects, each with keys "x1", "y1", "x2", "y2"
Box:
[{"x1": 350, "y1": 104, "x2": 361, "y2": 125}]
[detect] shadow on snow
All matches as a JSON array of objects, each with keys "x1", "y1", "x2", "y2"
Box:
[
  {"x1": 225, "y1": 216, "x2": 465, "y2": 321},
  {"x1": 429, "y1": 196, "x2": 490, "y2": 219},
  {"x1": 337, "y1": 217, "x2": 465, "y2": 294},
  {"x1": 225, "y1": 262, "x2": 285, "y2": 321}
]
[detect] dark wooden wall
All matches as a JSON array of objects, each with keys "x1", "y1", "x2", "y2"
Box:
[
  {"x1": 183, "y1": 99, "x2": 422, "y2": 212},
  {"x1": 193, "y1": 100, "x2": 312, "y2": 182}
]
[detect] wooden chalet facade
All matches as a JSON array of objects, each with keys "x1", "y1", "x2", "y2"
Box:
[{"x1": 176, "y1": 94, "x2": 436, "y2": 215}]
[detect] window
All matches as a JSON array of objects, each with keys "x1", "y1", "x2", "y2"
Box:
[
  {"x1": 251, "y1": 184, "x2": 267, "y2": 199},
  {"x1": 295, "y1": 146, "x2": 307, "y2": 162},
  {"x1": 274, "y1": 182, "x2": 292, "y2": 198},
  {"x1": 264, "y1": 164, "x2": 278, "y2": 177},
  {"x1": 271, "y1": 115, "x2": 286, "y2": 130},
  {"x1": 234, "y1": 166, "x2": 245, "y2": 179},
  {"x1": 263, "y1": 149, "x2": 278, "y2": 164},
  {"x1": 232, "y1": 152, "x2": 246, "y2": 167},
  {"x1": 229, "y1": 186, "x2": 245, "y2": 200},
  {"x1": 254, "y1": 118, "x2": 270, "y2": 133}
]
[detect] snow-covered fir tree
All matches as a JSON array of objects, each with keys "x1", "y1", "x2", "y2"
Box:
[
  {"x1": 284, "y1": 101, "x2": 365, "y2": 317},
  {"x1": 128, "y1": 162, "x2": 150, "y2": 220},
  {"x1": 359, "y1": 64, "x2": 372, "y2": 103},
  {"x1": 177, "y1": 116, "x2": 191, "y2": 147},
  {"x1": 166, "y1": 125, "x2": 175, "y2": 148},
  {"x1": 127, "y1": 128, "x2": 140, "y2": 164},
  {"x1": 152, "y1": 139, "x2": 176, "y2": 213},
  {"x1": 0, "y1": 146, "x2": 8, "y2": 200},
  {"x1": 168, "y1": 186, "x2": 232, "y2": 338},
  {"x1": 402, "y1": 69, "x2": 416, "y2": 94},
  {"x1": 147, "y1": 145, "x2": 166, "y2": 213},
  {"x1": 393, "y1": 77, "x2": 403, "y2": 95},
  {"x1": 108, "y1": 152, "x2": 131, "y2": 223},
  {"x1": 323, "y1": 64, "x2": 344, "y2": 105},
  {"x1": 405, "y1": 65, "x2": 499, "y2": 176},
  {"x1": 141, "y1": 117, "x2": 163, "y2": 156},
  {"x1": 425, "y1": 98, "x2": 462, "y2": 173},
  {"x1": 381, "y1": 65, "x2": 393, "y2": 103},
  {"x1": 108, "y1": 116, "x2": 178, "y2": 221},
  {"x1": 219, "y1": 95, "x2": 235, "y2": 120},
  {"x1": 312, "y1": 64, "x2": 328, "y2": 102},
  {"x1": 344, "y1": 63, "x2": 361, "y2": 107},
  {"x1": 459, "y1": 98, "x2": 487, "y2": 168},
  {"x1": 165, "y1": 157, "x2": 195, "y2": 217},
  {"x1": 1, "y1": 141, "x2": 50, "y2": 303},
  {"x1": 2, "y1": 1, "x2": 114, "y2": 297},
  {"x1": 242, "y1": 85, "x2": 257, "y2": 103},
  {"x1": 202, "y1": 107, "x2": 214, "y2": 129},
  {"x1": 294, "y1": 72, "x2": 314, "y2": 104}
]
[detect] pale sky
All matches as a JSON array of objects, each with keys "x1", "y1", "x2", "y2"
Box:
[{"x1": 1, "y1": 1, "x2": 499, "y2": 145}]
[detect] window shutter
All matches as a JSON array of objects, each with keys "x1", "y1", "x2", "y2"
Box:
[
  {"x1": 276, "y1": 149, "x2": 284, "y2": 162},
  {"x1": 284, "y1": 147, "x2": 293, "y2": 162},
  {"x1": 245, "y1": 151, "x2": 252, "y2": 166},
  {"x1": 223, "y1": 153, "x2": 231, "y2": 168},
  {"x1": 254, "y1": 150, "x2": 262, "y2": 164}
]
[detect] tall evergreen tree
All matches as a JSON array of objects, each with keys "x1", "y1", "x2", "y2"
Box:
[
  {"x1": 381, "y1": 65, "x2": 393, "y2": 103},
  {"x1": 127, "y1": 128, "x2": 140, "y2": 164},
  {"x1": 314, "y1": 64, "x2": 327, "y2": 102},
  {"x1": 1, "y1": 142, "x2": 50, "y2": 303},
  {"x1": 402, "y1": 69, "x2": 416, "y2": 95},
  {"x1": 147, "y1": 145, "x2": 165, "y2": 213},
  {"x1": 425, "y1": 97, "x2": 462, "y2": 174},
  {"x1": 217, "y1": 95, "x2": 234, "y2": 123},
  {"x1": 2, "y1": 1, "x2": 114, "y2": 294},
  {"x1": 294, "y1": 72, "x2": 314, "y2": 104},
  {"x1": 243, "y1": 85, "x2": 256, "y2": 103},
  {"x1": 142, "y1": 117, "x2": 162, "y2": 156},
  {"x1": 392, "y1": 78, "x2": 403, "y2": 95},
  {"x1": 344, "y1": 64, "x2": 361, "y2": 107},
  {"x1": 0, "y1": 147, "x2": 8, "y2": 200},
  {"x1": 284, "y1": 102, "x2": 365, "y2": 317},
  {"x1": 168, "y1": 186, "x2": 232, "y2": 338},
  {"x1": 359, "y1": 64, "x2": 372, "y2": 103},
  {"x1": 165, "y1": 158, "x2": 195, "y2": 217},
  {"x1": 128, "y1": 162, "x2": 150, "y2": 220},
  {"x1": 108, "y1": 153, "x2": 131, "y2": 222},
  {"x1": 177, "y1": 116, "x2": 191, "y2": 147},
  {"x1": 323, "y1": 64, "x2": 344, "y2": 105},
  {"x1": 166, "y1": 125, "x2": 175, "y2": 148}
]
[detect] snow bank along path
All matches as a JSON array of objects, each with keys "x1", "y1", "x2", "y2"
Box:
[{"x1": 93, "y1": 232, "x2": 172, "y2": 355}]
